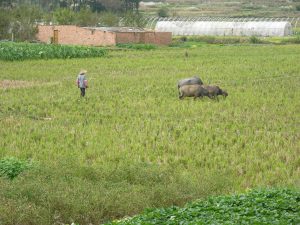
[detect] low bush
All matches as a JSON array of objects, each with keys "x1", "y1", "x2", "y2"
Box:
[
  {"x1": 281, "y1": 35, "x2": 300, "y2": 44},
  {"x1": 180, "y1": 36, "x2": 188, "y2": 42},
  {"x1": 116, "y1": 43, "x2": 157, "y2": 50},
  {"x1": 249, "y1": 35, "x2": 262, "y2": 44},
  {"x1": 172, "y1": 36, "x2": 249, "y2": 45},
  {"x1": 157, "y1": 7, "x2": 170, "y2": 18}
]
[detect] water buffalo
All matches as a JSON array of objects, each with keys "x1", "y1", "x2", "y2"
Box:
[
  {"x1": 177, "y1": 76, "x2": 203, "y2": 89},
  {"x1": 179, "y1": 84, "x2": 209, "y2": 100},
  {"x1": 202, "y1": 85, "x2": 228, "y2": 99}
]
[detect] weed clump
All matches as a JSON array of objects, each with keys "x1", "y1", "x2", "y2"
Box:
[
  {"x1": 116, "y1": 43, "x2": 157, "y2": 50},
  {"x1": 0, "y1": 157, "x2": 31, "y2": 179},
  {"x1": 249, "y1": 36, "x2": 262, "y2": 44}
]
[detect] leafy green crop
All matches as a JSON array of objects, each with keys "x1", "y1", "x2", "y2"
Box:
[
  {"x1": 107, "y1": 188, "x2": 300, "y2": 225},
  {"x1": 0, "y1": 157, "x2": 31, "y2": 179},
  {"x1": 0, "y1": 42, "x2": 108, "y2": 61}
]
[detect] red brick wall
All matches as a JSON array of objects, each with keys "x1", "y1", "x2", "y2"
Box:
[
  {"x1": 115, "y1": 32, "x2": 141, "y2": 44},
  {"x1": 116, "y1": 32, "x2": 172, "y2": 45},
  {"x1": 145, "y1": 32, "x2": 172, "y2": 45},
  {"x1": 37, "y1": 25, "x2": 172, "y2": 46},
  {"x1": 37, "y1": 25, "x2": 54, "y2": 44},
  {"x1": 37, "y1": 25, "x2": 116, "y2": 46}
]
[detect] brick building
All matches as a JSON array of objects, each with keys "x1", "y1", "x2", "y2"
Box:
[{"x1": 36, "y1": 25, "x2": 172, "y2": 46}]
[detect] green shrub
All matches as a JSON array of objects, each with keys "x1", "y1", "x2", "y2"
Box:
[
  {"x1": 249, "y1": 36, "x2": 261, "y2": 44},
  {"x1": 99, "y1": 11, "x2": 119, "y2": 26},
  {"x1": 53, "y1": 8, "x2": 76, "y2": 25},
  {"x1": 0, "y1": 8, "x2": 13, "y2": 40},
  {"x1": 190, "y1": 36, "x2": 216, "y2": 44},
  {"x1": 0, "y1": 157, "x2": 31, "y2": 179},
  {"x1": 157, "y1": 7, "x2": 169, "y2": 18},
  {"x1": 75, "y1": 7, "x2": 99, "y2": 26},
  {"x1": 116, "y1": 43, "x2": 157, "y2": 50},
  {"x1": 122, "y1": 12, "x2": 146, "y2": 28},
  {"x1": 4, "y1": 5, "x2": 43, "y2": 41},
  {"x1": 171, "y1": 36, "x2": 248, "y2": 46},
  {"x1": 296, "y1": 5, "x2": 300, "y2": 11},
  {"x1": 293, "y1": 28, "x2": 300, "y2": 35},
  {"x1": 180, "y1": 36, "x2": 188, "y2": 42},
  {"x1": 281, "y1": 35, "x2": 300, "y2": 44}
]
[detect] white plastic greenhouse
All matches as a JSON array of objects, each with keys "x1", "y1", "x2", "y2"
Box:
[{"x1": 155, "y1": 21, "x2": 292, "y2": 37}]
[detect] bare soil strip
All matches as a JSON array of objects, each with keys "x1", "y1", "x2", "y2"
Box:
[{"x1": 0, "y1": 80, "x2": 58, "y2": 89}]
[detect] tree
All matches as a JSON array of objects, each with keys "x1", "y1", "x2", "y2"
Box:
[
  {"x1": 53, "y1": 8, "x2": 76, "y2": 24},
  {"x1": 10, "y1": 5, "x2": 43, "y2": 41},
  {"x1": 0, "y1": 5, "x2": 44, "y2": 41},
  {"x1": 122, "y1": 11, "x2": 146, "y2": 28},
  {"x1": 121, "y1": 0, "x2": 141, "y2": 12},
  {"x1": 88, "y1": 0, "x2": 105, "y2": 12},
  {"x1": 99, "y1": 11, "x2": 119, "y2": 26},
  {"x1": 0, "y1": 0, "x2": 14, "y2": 8},
  {"x1": 0, "y1": 8, "x2": 12, "y2": 39},
  {"x1": 157, "y1": 6, "x2": 169, "y2": 17},
  {"x1": 101, "y1": 0, "x2": 121, "y2": 12},
  {"x1": 75, "y1": 7, "x2": 99, "y2": 26}
]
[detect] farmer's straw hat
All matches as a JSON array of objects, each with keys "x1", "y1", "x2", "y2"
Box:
[{"x1": 79, "y1": 69, "x2": 87, "y2": 74}]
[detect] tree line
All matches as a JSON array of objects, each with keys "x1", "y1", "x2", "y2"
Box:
[
  {"x1": 0, "y1": 0, "x2": 142, "y2": 12},
  {"x1": 0, "y1": 0, "x2": 146, "y2": 41}
]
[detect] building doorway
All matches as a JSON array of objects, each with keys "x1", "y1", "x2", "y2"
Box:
[{"x1": 53, "y1": 30, "x2": 58, "y2": 44}]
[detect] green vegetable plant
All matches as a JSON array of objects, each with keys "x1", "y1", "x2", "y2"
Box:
[{"x1": 0, "y1": 157, "x2": 31, "y2": 179}]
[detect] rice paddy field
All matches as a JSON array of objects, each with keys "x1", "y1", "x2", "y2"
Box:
[{"x1": 0, "y1": 44, "x2": 300, "y2": 224}]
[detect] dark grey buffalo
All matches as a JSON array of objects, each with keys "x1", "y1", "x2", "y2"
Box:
[
  {"x1": 179, "y1": 84, "x2": 209, "y2": 100},
  {"x1": 202, "y1": 85, "x2": 228, "y2": 99},
  {"x1": 177, "y1": 76, "x2": 203, "y2": 89}
]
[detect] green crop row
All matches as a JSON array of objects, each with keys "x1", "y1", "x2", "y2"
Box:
[
  {"x1": 107, "y1": 188, "x2": 300, "y2": 225},
  {"x1": 0, "y1": 42, "x2": 108, "y2": 61}
]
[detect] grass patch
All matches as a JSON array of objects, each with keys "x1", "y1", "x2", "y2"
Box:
[
  {"x1": 0, "y1": 80, "x2": 57, "y2": 89},
  {"x1": 171, "y1": 35, "x2": 300, "y2": 46},
  {"x1": 172, "y1": 36, "x2": 250, "y2": 46},
  {"x1": 280, "y1": 35, "x2": 300, "y2": 44}
]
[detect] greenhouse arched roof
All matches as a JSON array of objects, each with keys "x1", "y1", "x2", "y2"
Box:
[{"x1": 155, "y1": 21, "x2": 292, "y2": 37}]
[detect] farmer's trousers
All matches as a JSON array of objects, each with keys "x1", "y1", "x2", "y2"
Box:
[{"x1": 80, "y1": 88, "x2": 86, "y2": 97}]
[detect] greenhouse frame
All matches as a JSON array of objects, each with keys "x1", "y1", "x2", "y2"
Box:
[{"x1": 155, "y1": 21, "x2": 292, "y2": 37}]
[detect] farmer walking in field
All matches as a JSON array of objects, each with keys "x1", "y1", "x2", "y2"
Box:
[{"x1": 77, "y1": 70, "x2": 88, "y2": 97}]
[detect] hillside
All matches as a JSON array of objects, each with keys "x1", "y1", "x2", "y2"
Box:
[{"x1": 140, "y1": 0, "x2": 300, "y2": 18}]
